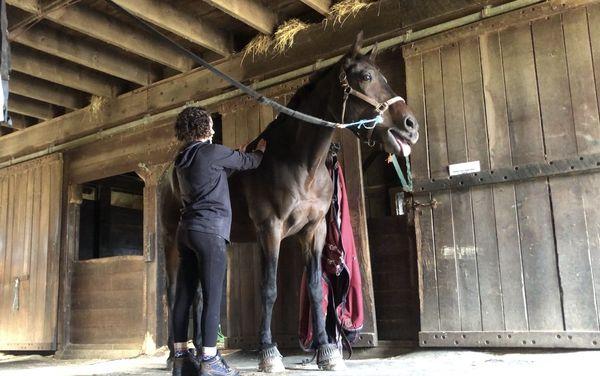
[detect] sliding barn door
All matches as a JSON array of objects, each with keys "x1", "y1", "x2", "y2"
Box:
[
  {"x1": 406, "y1": 1, "x2": 600, "y2": 348},
  {"x1": 0, "y1": 154, "x2": 63, "y2": 350}
]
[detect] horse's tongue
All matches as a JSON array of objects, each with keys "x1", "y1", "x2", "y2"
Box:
[{"x1": 399, "y1": 140, "x2": 412, "y2": 157}]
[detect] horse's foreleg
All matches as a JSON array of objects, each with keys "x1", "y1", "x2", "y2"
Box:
[
  {"x1": 257, "y1": 226, "x2": 285, "y2": 373},
  {"x1": 306, "y1": 220, "x2": 346, "y2": 372}
]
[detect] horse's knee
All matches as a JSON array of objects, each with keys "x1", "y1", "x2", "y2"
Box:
[{"x1": 263, "y1": 284, "x2": 277, "y2": 306}]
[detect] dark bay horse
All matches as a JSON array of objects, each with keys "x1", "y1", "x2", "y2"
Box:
[{"x1": 161, "y1": 33, "x2": 419, "y2": 372}]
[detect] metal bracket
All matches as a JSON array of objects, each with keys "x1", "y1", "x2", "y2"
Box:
[
  {"x1": 420, "y1": 331, "x2": 600, "y2": 349},
  {"x1": 413, "y1": 153, "x2": 600, "y2": 193}
]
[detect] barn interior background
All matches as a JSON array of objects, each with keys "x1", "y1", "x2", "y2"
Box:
[{"x1": 0, "y1": 0, "x2": 599, "y2": 359}]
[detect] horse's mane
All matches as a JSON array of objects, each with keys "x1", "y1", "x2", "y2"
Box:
[{"x1": 245, "y1": 63, "x2": 337, "y2": 150}]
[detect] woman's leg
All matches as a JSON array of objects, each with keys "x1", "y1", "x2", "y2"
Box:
[
  {"x1": 188, "y1": 232, "x2": 227, "y2": 351},
  {"x1": 172, "y1": 229, "x2": 200, "y2": 349}
]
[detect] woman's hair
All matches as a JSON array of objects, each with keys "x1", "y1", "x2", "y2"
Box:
[{"x1": 174, "y1": 106, "x2": 213, "y2": 142}]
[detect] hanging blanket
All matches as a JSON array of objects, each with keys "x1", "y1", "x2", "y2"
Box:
[{"x1": 298, "y1": 155, "x2": 364, "y2": 350}]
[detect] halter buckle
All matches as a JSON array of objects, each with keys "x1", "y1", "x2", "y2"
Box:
[{"x1": 376, "y1": 102, "x2": 389, "y2": 114}]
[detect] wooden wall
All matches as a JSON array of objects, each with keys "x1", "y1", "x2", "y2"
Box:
[
  {"x1": 0, "y1": 154, "x2": 63, "y2": 350},
  {"x1": 70, "y1": 256, "x2": 146, "y2": 345},
  {"x1": 405, "y1": 1, "x2": 600, "y2": 345}
]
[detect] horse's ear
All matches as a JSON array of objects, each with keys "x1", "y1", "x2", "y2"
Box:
[
  {"x1": 367, "y1": 43, "x2": 379, "y2": 62},
  {"x1": 349, "y1": 31, "x2": 364, "y2": 59}
]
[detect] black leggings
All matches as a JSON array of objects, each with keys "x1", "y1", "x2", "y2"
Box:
[{"x1": 172, "y1": 227, "x2": 227, "y2": 347}]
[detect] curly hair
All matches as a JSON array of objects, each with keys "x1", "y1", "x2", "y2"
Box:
[{"x1": 174, "y1": 106, "x2": 213, "y2": 142}]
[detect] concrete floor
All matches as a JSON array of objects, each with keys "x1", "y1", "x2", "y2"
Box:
[{"x1": 0, "y1": 347, "x2": 598, "y2": 376}]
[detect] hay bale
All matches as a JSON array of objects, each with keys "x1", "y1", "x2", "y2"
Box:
[
  {"x1": 242, "y1": 34, "x2": 273, "y2": 62},
  {"x1": 273, "y1": 19, "x2": 308, "y2": 54},
  {"x1": 88, "y1": 95, "x2": 108, "y2": 120},
  {"x1": 328, "y1": 0, "x2": 375, "y2": 26}
]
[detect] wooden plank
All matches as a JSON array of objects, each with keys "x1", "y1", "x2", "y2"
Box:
[
  {"x1": 589, "y1": 3, "x2": 600, "y2": 142},
  {"x1": 460, "y1": 37, "x2": 504, "y2": 331},
  {"x1": 580, "y1": 171, "x2": 600, "y2": 333},
  {"x1": 563, "y1": 7, "x2": 600, "y2": 155},
  {"x1": 501, "y1": 24, "x2": 563, "y2": 331},
  {"x1": 44, "y1": 4, "x2": 194, "y2": 72},
  {"x1": 45, "y1": 159, "x2": 62, "y2": 344},
  {"x1": 247, "y1": 104, "x2": 261, "y2": 141},
  {"x1": 20, "y1": 169, "x2": 34, "y2": 340},
  {"x1": 13, "y1": 23, "x2": 154, "y2": 86},
  {"x1": 112, "y1": 0, "x2": 233, "y2": 57},
  {"x1": 10, "y1": 73, "x2": 87, "y2": 110},
  {"x1": 405, "y1": 55, "x2": 429, "y2": 180},
  {"x1": 441, "y1": 43, "x2": 481, "y2": 331},
  {"x1": 300, "y1": 0, "x2": 331, "y2": 15},
  {"x1": 35, "y1": 165, "x2": 52, "y2": 343},
  {"x1": 259, "y1": 103, "x2": 274, "y2": 132},
  {"x1": 534, "y1": 14, "x2": 598, "y2": 331},
  {"x1": 12, "y1": 46, "x2": 119, "y2": 97},
  {"x1": 234, "y1": 107, "x2": 249, "y2": 147},
  {"x1": 11, "y1": 170, "x2": 27, "y2": 342},
  {"x1": 202, "y1": 0, "x2": 276, "y2": 35},
  {"x1": 414, "y1": 193, "x2": 439, "y2": 331},
  {"x1": 480, "y1": 30, "x2": 528, "y2": 331},
  {"x1": 28, "y1": 166, "x2": 42, "y2": 343},
  {"x1": 222, "y1": 112, "x2": 236, "y2": 148},
  {"x1": 422, "y1": 50, "x2": 448, "y2": 179},
  {"x1": 0, "y1": 177, "x2": 8, "y2": 342},
  {"x1": 8, "y1": 95, "x2": 54, "y2": 121}
]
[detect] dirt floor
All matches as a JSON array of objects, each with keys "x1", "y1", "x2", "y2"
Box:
[{"x1": 1, "y1": 346, "x2": 598, "y2": 376}]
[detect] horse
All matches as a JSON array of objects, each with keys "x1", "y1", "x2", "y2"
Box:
[{"x1": 160, "y1": 32, "x2": 420, "y2": 372}]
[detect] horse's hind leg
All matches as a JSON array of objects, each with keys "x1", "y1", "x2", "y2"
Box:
[
  {"x1": 303, "y1": 220, "x2": 346, "y2": 371},
  {"x1": 257, "y1": 226, "x2": 285, "y2": 373}
]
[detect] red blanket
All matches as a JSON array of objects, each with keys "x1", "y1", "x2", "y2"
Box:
[{"x1": 298, "y1": 158, "x2": 364, "y2": 350}]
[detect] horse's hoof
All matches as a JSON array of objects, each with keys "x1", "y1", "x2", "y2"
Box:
[
  {"x1": 258, "y1": 345, "x2": 285, "y2": 373},
  {"x1": 317, "y1": 344, "x2": 346, "y2": 371}
]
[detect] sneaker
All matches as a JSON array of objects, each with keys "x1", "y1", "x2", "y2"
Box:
[
  {"x1": 172, "y1": 350, "x2": 199, "y2": 376},
  {"x1": 201, "y1": 352, "x2": 240, "y2": 376}
]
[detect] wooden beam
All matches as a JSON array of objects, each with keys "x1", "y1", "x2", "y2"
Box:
[
  {"x1": 111, "y1": 0, "x2": 233, "y2": 57},
  {"x1": 0, "y1": 0, "x2": 530, "y2": 162},
  {"x1": 6, "y1": 0, "x2": 39, "y2": 13},
  {"x1": 7, "y1": 1, "x2": 195, "y2": 72},
  {"x1": 8, "y1": 113, "x2": 37, "y2": 130},
  {"x1": 10, "y1": 73, "x2": 87, "y2": 110},
  {"x1": 202, "y1": 0, "x2": 277, "y2": 34},
  {"x1": 12, "y1": 46, "x2": 119, "y2": 97},
  {"x1": 8, "y1": 96, "x2": 55, "y2": 120},
  {"x1": 13, "y1": 23, "x2": 154, "y2": 85},
  {"x1": 300, "y1": 0, "x2": 331, "y2": 15}
]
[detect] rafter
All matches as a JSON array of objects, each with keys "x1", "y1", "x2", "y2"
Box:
[
  {"x1": 13, "y1": 23, "x2": 155, "y2": 85},
  {"x1": 7, "y1": 1, "x2": 195, "y2": 72},
  {"x1": 10, "y1": 73, "x2": 87, "y2": 110},
  {"x1": 111, "y1": 0, "x2": 233, "y2": 57},
  {"x1": 6, "y1": 0, "x2": 39, "y2": 13},
  {"x1": 202, "y1": 0, "x2": 277, "y2": 34},
  {"x1": 8, "y1": 95, "x2": 55, "y2": 120},
  {"x1": 12, "y1": 46, "x2": 119, "y2": 97},
  {"x1": 300, "y1": 0, "x2": 331, "y2": 15}
]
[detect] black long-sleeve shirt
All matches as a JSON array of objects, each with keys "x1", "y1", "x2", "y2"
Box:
[{"x1": 175, "y1": 141, "x2": 262, "y2": 242}]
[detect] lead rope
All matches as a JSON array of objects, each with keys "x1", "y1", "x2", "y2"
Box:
[{"x1": 390, "y1": 155, "x2": 413, "y2": 192}]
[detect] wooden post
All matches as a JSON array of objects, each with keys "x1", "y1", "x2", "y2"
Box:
[
  {"x1": 137, "y1": 162, "x2": 169, "y2": 353},
  {"x1": 336, "y1": 131, "x2": 378, "y2": 347}
]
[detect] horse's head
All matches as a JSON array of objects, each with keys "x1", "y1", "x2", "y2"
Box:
[{"x1": 336, "y1": 32, "x2": 419, "y2": 157}]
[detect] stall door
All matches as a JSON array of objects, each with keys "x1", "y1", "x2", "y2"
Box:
[
  {"x1": 405, "y1": 2, "x2": 600, "y2": 348},
  {"x1": 0, "y1": 154, "x2": 63, "y2": 350}
]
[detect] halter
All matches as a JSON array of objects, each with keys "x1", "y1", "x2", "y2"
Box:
[{"x1": 339, "y1": 69, "x2": 405, "y2": 147}]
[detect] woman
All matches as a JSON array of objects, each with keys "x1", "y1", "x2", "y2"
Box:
[{"x1": 172, "y1": 106, "x2": 266, "y2": 376}]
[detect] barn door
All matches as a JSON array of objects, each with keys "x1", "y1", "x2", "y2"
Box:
[
  {"x1": 405, "y1": 2, "x2": 600, "y2": 348},
  {"x1": 0, "y1": 154, "x2": 63, "y2": 350}
]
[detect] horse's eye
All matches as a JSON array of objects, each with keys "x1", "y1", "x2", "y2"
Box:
[{"x1": 362, "y1": 72, "x2": 372, "y2": 82}]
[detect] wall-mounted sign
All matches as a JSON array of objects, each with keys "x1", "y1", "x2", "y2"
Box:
[{"x1": 449, "y1": 161, "x2": 481, "y2": 176}]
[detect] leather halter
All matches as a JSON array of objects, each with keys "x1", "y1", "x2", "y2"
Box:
[{"x1": 339, "y1": 69, "x2": 405, "y2": 147}]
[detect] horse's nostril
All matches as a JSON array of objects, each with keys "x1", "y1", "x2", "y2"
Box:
[{"x1": 405, "y1": 116, "x2": 416, "y2": 130}]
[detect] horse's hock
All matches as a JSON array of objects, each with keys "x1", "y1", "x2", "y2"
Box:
[{"x1": 0, "y1": 0, "x2": 599, "y2": 364}]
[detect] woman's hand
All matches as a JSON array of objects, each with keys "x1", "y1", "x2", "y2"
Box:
[{"x1": 256, "y1": 139, "x2": 267, "y2": 153}]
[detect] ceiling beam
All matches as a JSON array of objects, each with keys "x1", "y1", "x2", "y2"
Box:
[
  {"x1": 12, "y1": 46, "x2": 119, "y2": 97},
  {"x1": 7, "y1": 1, "x2": 195, "y2": 72},
  {"x1": 300, "y1": 0, "x2": 331, "y2": 15},
  {"x1": 111, "y1": 0, "x2": 233, "y2": 57},
  {"x1": 6, "y1": 0, "x2": 39, "y2": 13},
  {"x1": 10, "y1": 73, "x2": 87, "y2": 110},
  {"x1": 13, "y1": 23, "x2": 155, "y2": 85},
  {"x1": 202, "y1": 0, "x2": 277, "y2": 34},
  {"x1": 8, "y1": 113, "x2": 37, "y2": 130},
  {"x1": 8, "y1": 95, "x2": 55, "y2": 120}
]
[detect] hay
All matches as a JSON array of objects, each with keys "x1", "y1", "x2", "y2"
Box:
[
  {"x1": 88, "y1": 95, "x2": 108, "y2": 119},
  {"x1": 327, "y1": 0, "x2": 374, "y2": 26},
  {"x1": 242, "y1": 34, "x2": 273, "y2": 62},
  {"x1": 272, "y1": 19, "x2": 308, "y2": 54}
]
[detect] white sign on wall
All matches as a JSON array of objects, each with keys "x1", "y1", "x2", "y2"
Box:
[{"x1": 449, "y1": 161, "x2": 481, "y2": 176}]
